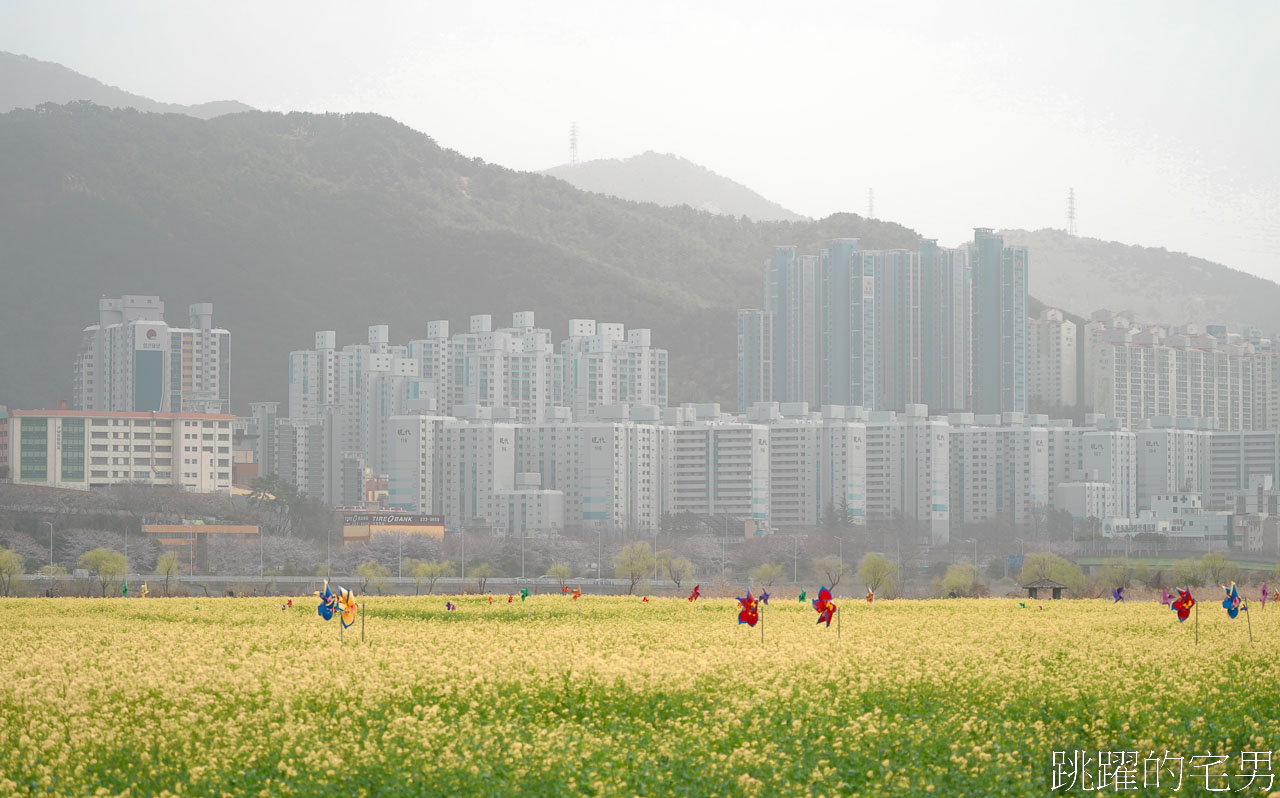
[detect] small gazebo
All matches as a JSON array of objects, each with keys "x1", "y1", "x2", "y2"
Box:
[{"x1": 1023, "y1": 578, "x2": 1069, "y2": 600}]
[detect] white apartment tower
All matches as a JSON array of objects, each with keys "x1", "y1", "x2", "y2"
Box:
[
  {"x1": 1028, "y1": 308, "x2": 1077, "y2": 409},
  {"x1": 865, "y1": 405, "x2": 950, "y2": 544},
  {"x1": 74, "y1": 296, "x2": 230, "y2": 414}
]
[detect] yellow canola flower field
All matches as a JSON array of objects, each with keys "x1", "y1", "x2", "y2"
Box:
[{"x1": 2, "y1": 594, "x2": 1279, "y2": 797}]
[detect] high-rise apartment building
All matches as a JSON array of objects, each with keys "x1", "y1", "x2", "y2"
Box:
[
  {"x1": 948, "y1": 413, "x2": 1049, "y2": 529},
  {"x1": 920, "y1": 240, "x2": 971, "y2": 412},
  {"x1": 736, "y1": 309, "x2": 774, "y2": 410},
  {"x1": 747, "y1": 236, "x2": 991, "y2": 415},
  {"x1": 73, "y1": 296, "x2": 230, "y2": 414},
  {"x1": 1028, "y1": 308, "x2": 1077, "y2": 409},
  {"x1": 865, "y1": 405, "x2": 950, "y2": 544},
  {"x1": 970, "y1": 229, "x2": 1028, "y2": 415}
]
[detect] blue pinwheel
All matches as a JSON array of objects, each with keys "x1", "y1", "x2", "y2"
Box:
[
  {"x1": 759, "y1": 589, "x2": 770, "y2": 605},
  {"x1": 1111, "y1": 587, "x2": 1124, "y2": 603},
  {"x1": 1222, "y1": 582, "x2": 1247, "y2": 619}
]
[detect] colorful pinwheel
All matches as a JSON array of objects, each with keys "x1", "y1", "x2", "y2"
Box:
[
  {"x1": 1263, "y1": 583, "x2": 1269, "y2": 609},
  {"x1": 337, "y1": 586, "x2": 358, "y2": 628},
  {"x1": 1222, "y1": 582, "x2": 1246, "y2": 618},
  {"x1": 562, "y1": 585, "x2": 568, "y2": 594},
  {"x1": 507, "y1": 594, "x2": 514, "y2": 603},
  {"x1": 688, "y1": 584, "x2": 700, "y2": 602},
  {"x1": 1159, "y1": 589, "x2": 1172, "y2": 606},
  {"x1": 140, "y1": 583, "x2": 149, "y2": 599},
  {"x1": 737, "y1": 590, "x2": 759, "y2": 627},
  {"x1": 798, "y1": 589, "x2": 806, "y2": 602},
  {"x1": 488, "y1": 595, "x2": 494, "y2": 605},
  {"x1": 642, "y1": 596, "x2": 649, "y2": 603},
  {"x1": 520, "y1": 588, "x2": 530, "y2": 602},
  {"x1": 1111, "y1": 587, "x2": 1124, "y2": 603},
  {"x1": 812, "y1": 587, "x2": 836, "y2": 627},
  {"x1": 759, "y1": 589, "x2": 770, "y2": 605},
  {"x1": 445, "y1": 601, "x2": 456, "y2": 612},
  {"x1": 866, "y1": 587, "x2": 875, "y2": 603},
  {"x1": 317, "y1": 579, "x2": 338, "y2": 621},
  {"x1": 1171, "y1": 587, "x2": 1195, "y2": 622}
]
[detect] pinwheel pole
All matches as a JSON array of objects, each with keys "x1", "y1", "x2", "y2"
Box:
[
  {"x1": 1194, "y1": 599, "x2": 1198, "y2": 646},
  {"x1": 1246, "y1": 602, "x2": 1253, "y2": 643},
  {"x1": 837, "y1": 604, "x2": 841, "y2": 641},
  {"x1": 760, "y1": 600, "x2": 765, "y2": 646},
  {"x1": 361, "y1": 603, "x2": 366, "y2": 643}
]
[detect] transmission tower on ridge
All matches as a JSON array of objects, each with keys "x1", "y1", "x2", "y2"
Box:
[
  {"x1": 569, "y1": 122, "x2": 578, "y2": 166},
  {"x1": 867, "y1": 188, "x2": 875, "y2": 220},
  {"x1": 1066, "y1": 187, "x2": 1077, "y2": 236}
]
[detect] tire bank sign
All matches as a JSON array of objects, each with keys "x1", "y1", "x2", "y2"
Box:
[{"x1": 342, "y1": 513, "x2": 445, "y2": 543}]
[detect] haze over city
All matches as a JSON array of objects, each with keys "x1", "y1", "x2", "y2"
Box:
[
  {"x1": 3, "y1": 4, "x2": 1280, "y2": 795},
  {"x1": 3, "y1": 0, "x2": 1277, "y2": 279}
]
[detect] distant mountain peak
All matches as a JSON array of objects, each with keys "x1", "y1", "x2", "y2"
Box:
[
  {"x1": 543, "y1": 151, "x2": 806, "y2": 222},
  {"x1": 0, "y1": 51, "x2": 253, "y2": 119}
]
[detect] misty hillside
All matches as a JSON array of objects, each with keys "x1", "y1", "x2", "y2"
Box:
[
  {"x1": 0, "y1": 51, "x2": 252, "y2": 119},
  {"x1": 544, "y1": 151, "x2": 806, "y2": 223},
  {"x1": 1005, "y1": 228, "x2": 1280, "y2": 332},
  {"x1": 0, "y1": 103, "x2": 924, "y2": 413}
]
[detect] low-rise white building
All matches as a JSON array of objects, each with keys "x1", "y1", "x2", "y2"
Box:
[{"x1": 11, "y1": 409, "x2": 232, "y2": 494}]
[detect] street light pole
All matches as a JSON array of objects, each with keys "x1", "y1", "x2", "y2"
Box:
[
  {"x1": 327, "y1": 528, "x2": 331, "y2": 578},
  {"x1": 521, "y1": 535, "x2": 526, "y2": 580},
  {"x1": 46, "y1": 521, "x2": 54, "y2": 571},
  {"x1": 398, "y1": 532, "x2": 403, "y2": 580},
  {"x1": 793, "y1": 536, "x2": 797, "y2": 584},
  {"x1": 597, "y1": 528, "x2": 602, "y2": 584}
]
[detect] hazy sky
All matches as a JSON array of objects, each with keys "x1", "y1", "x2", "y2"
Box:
[{"x1": 4, "y1": 0, "x2": 1278, "y2": 279}]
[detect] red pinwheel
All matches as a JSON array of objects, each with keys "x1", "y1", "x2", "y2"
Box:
[
  {"x1": 1171, "y1": 587, "x2": 1195, "y2": 622},
  {"x1": 866, "y1": 587, "x2": 875, "y2": 604},
  {"x1": 688, "y1": 584, "x2": 700, "y2": 602},
  {"x1": 642, "y1": 596, "x2": 649, "y2": 603},
  {"x1": 562, "y1": 585, "x2": 568, "y2": 594},
  {"x1": 812, "y1": 587, "x2": 837, "y2": 627},
  {"x1": 737, "y1": 590, "x2": 759, "y2": 627},
  {"x1": 571, "y1": 587, "x2": 582, "y2": 600},
  {"x1": 507, "y1": 594, "x2": 514, "y2": 604}
]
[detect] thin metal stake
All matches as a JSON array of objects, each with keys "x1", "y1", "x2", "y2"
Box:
[
  {"x1": 1247, "y1": 604, "x2": 1253, "y2": 643},
  {"x1": 361, "y1": 603, "x2": 365, "y2": 643}
]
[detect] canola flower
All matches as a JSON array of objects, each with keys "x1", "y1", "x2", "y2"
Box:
[{"x1": 1, "y1": 596, "x2": 1278, "y2": 796}]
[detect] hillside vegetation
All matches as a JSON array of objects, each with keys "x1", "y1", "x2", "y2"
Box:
[
  {"x1": 0, "y1": 51, "x2": 252, "y2": 119},
  {"x1": 544, "y1": 151, "x2": 806, "y2": 222},
  {"x1": 0, "y1": 103, "x2": 920, "y2": 412}
]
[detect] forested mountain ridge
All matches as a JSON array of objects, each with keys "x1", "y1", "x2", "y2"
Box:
[
  {"x1": 0, "y1": 51, "x2": 252, "y2": 118},
  {"x1": 544, "y1": 151, "x2": 806, "y2": 222},
  {"x1": 1005, "y1": 227, "x2": 1280, "y2": 331},
  {"x1": 0, "y1": 103, "x2": 922, "y2": 412}
]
